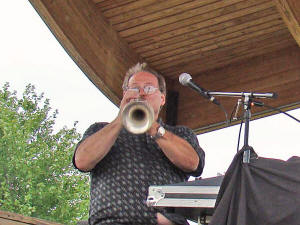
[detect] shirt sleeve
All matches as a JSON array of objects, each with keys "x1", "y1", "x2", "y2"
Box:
[
  {"x1": 173, "y1": 125, "x2": 205, "y2": 177},
  {"x1": 72, "y1": 122, "x2": 108, "y2": 172}
]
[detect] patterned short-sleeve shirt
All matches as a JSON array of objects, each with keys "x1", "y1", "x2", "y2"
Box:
[{"x1": 73, "y1": 119, "x2": 205, "y2": 225}]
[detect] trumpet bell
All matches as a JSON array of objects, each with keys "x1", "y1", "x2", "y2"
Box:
[{"x1": 122, "y1": 100, "x2": 154, "y2": 134}]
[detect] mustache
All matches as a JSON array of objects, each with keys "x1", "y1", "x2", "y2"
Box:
[{"x1": 127, "y1": 97, "x2": 146, "y2": 103}]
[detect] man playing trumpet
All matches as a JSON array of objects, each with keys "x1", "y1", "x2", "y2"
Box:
[{"x1": 73, "y1": 62, "x2": 205, "y2": 225}]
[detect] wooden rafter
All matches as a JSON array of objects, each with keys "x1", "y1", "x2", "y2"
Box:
[{"x1": 275, "y1": 0, "x2": 300, "y2": 46}]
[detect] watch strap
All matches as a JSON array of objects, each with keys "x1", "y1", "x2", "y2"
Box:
[{"x1": 151, "y1": 126, "x2": 165, "y2": 140}]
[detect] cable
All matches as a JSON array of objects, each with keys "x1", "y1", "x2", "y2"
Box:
[
  {"x1": 231, "y1": 99, "x2": 299, "y2": 154},
  {"x1": 218, "y1": 103, "x2": 229, "y2": 125},
  {"x1": 237, "y1": 119, "x2": 243, "y2": 153}
]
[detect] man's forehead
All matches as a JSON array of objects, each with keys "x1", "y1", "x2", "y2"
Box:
[{"x1": 128, "y1": 71, "x2": 158, "y2": 84}]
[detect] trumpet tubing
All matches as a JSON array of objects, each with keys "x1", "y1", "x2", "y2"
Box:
[{"x1": 122, "y1": 100, "x2": 154, "y2": 134}]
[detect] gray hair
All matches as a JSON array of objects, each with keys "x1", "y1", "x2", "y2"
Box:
[{"x1": 122, "y1": 62, "x2": 166, "y2": 95}]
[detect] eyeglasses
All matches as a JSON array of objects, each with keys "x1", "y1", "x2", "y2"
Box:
[{"x1": 124, "y1": 85, "x2": 159, "y2": 95}]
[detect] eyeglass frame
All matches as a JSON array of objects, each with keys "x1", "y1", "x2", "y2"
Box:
[{"x1": 123, "y1": 85, "x2": 160, "y2": 95}]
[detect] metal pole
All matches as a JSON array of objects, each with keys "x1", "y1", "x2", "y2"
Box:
[{"x1": 242, "y1": 95, "x2": 251, "y2": 163}]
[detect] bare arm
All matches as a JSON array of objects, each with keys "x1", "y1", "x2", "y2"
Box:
[
  {"x1": 74, "y1": 116, "x2": 122, "y2": 172},
  {"x1": 74, "y1": 90, "x2": 138, "y2": 172},
  {"x1": 147, "y1": 122, "x2": 200, "y2": 173}
]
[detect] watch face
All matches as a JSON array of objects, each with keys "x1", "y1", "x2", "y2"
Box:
[
  {"x1": 151, "y1": 126, "x2": 165, "y2": 140},
  {"x1": 158, "y1": 126, "x2": 165, "y2": 137}
]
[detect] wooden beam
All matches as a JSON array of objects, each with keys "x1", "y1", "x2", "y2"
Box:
[
  {"x1": 0, "y1": 210, "x2": 62, "y2": 225},
  {"x1": 275, "y1": 0, "x2": 300, "y2": 46},
  {"x1": 28, "y1": 0, "x2": 142, "y2": 106}
]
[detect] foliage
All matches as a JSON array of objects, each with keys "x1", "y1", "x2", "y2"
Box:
[{"x1": 0, "y1": 83, "x2": 89, "y2": 224}]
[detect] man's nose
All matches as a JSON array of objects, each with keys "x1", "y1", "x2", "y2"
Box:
[
  {"x1": 129, "y1": 88, "x2": 145, "y2": 101},
  {"x1": 137, "y1": 87, "x2": 146, "y2": 96}
]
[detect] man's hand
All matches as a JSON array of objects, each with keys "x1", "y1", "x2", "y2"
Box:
[
  {"x1": 148, "y1": 124, "x2": 200, "y2": 173},
  {"x1": 147, "y1": 121, "x2": 160, "y2": 137}
]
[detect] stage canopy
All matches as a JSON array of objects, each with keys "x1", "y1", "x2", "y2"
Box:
[{"x1": 29, "y1": 0, "x2": 300, "y2": 134}]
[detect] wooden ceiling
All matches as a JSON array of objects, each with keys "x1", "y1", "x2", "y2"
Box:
[{"x1": 29, "y1": 0, "x2": 300, "y2": 134}]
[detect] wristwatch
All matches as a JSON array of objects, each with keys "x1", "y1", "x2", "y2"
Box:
[{"x1": 151, "y1": 126, "x2": 166, "y2": 140}]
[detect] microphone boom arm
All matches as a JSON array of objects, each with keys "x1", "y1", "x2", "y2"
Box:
[{"x1": 205, "y1": 91, "x2": 277, "y2": 99}]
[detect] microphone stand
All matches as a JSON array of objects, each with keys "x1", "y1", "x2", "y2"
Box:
[
  {"x1": 206, "y1": 91, "x2": 276, "y2": 163},
  {"x1": 241, "y1": 94, "x2": 251, "y2": 163}
]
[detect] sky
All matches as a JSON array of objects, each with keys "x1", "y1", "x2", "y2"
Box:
[{"x1": 1, "y1": 0, "x2": 299, "y2": 185}]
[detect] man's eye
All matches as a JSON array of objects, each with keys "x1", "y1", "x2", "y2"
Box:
[
  {"x1": 145, "y1": 86, "x2": 155, "y2": 93},
  {"x1": 144, "y1": 86, "x2": 151, "y2": 92},
  {"x1": 128, "y1": 87, "x2": 139, "y2": 92}
]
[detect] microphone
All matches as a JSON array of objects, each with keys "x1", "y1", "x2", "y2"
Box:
[{"x1": 179, "y1": 73, "x2": 220, "y2": 105}]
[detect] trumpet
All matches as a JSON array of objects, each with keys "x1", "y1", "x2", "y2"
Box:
[{"x1": 121, "y1": 100, "x2": 154, "y2": 134}]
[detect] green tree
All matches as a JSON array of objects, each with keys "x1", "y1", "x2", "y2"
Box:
[{"x1": 0, "y1": 83, "x2": 89, "y2": 224}]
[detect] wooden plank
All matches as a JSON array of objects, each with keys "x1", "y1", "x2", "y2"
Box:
[
  {"x1": 138, "y1": 11, "x2": 280, "y2": 56},
  {"x1": 132, "y1": 7, "x2": 279, "y2": 50},
  {"x1": 92, "y1": 0, "x2": 106, "y2": 3},
  {"x1": 188, "y1": 33, "x2": 294, "y2": 72},
  {"x1": 93, "y1": 0, "x2": 136, "y2": 12},
  {"x1": 159, "y1": 29, "x2": 293, "y2": 77},
  {"x1": 0, "y1": 218, "x2": 27, "y2": 225},
  {"x1": 113, "y1": 0, "x2": 219, "y2": 30},
  {"x1": 0, "y1": 210, "x2": 62, "y2": 225},
  {"x1": 100, "y1": 0, "x2": 161, "y2": 17},
  {"x1": 189, "y1": 45, "x2": 300, "y2": 90},
  {"x1": 275, "y1": 0, "x2": 300, "y2": 46},
  {"x1": 125, "y1": 0, "x2": 273, "y2": 42},
  {"x1": 107, "y1": 0, "x2": 196, "y2": 24},
  {"x1": 151, "y1": 24, "x2": 286, "y2": 68},
  {"x1": 29, "y1": 0, "x2": 142, "y2": 106},
  {"x1": 191, "y1": 41, "x2": 295, "y2": 78},
  {"x1": 120, "y1": 0, "x2": 254, "y2": 37},
  {"x1": 166, "y1": 42, "x2": 295, "y2": 81},
  {"x1": 146, "y1": 19, "x2": 284, "y2": 62}
]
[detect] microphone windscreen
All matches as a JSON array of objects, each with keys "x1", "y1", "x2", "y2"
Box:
[{"x1": 179, "y1": 73, "x2": 192, "y2": 86}]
